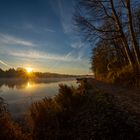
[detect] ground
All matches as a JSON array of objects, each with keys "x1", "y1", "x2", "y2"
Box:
[{"x1": 88, "y1": 78, "x2": 140, "y2": 122}]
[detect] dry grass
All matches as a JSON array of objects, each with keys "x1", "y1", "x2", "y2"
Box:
[
  {"x1": 0, "y1": 81, "x2": 140, "y2": 139},
  {"x1": 106, "y1": 65, "x2": 140, "y2": 87}
]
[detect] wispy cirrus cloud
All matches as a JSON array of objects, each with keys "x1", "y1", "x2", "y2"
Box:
[
  {"x1": 14, "y1": 49, "x2": 88, "y2": 73},
  {"x1": 50, "y1": 0, "x2": 74, "y2": 34},
  {"x1": 0, "y1": 60, "x2": 9, "y2": 67},
  {"x1": 4, "y1": 48, "x2": 88, "y2": 63},
  {"x1": 71, "y1": 41, "x2": 84, "y2": 49},
  {"x1": 44, "y1": 28, "x2": 56, "y2": 33},
  {"x1": 14, "y1": 23, "x2": 56, "y2": 34},
  {"x1": 0, "y1": 33, "x2": 36, "y2": 47}
]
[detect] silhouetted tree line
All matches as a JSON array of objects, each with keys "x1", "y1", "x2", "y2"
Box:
[
  {"x1": 0, "y1": 68, "x2": 77, "y2": 79},
  {"x1": 74, "y1": 0, "x2": 140, "y2": 85},
  {"x1": 0, "y1": 68, "x2": 28, "y2": 78}
]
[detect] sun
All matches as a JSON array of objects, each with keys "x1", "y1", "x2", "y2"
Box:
[{"x1": 26, "y1": 67, "x2": 33, "y2": 73}]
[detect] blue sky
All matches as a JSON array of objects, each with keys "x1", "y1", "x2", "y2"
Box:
[{"x1": 0, "y1": 0, "x2": 91, "y2": 74}]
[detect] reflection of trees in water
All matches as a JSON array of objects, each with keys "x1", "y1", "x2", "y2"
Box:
[
  {"x1": 0, "y1": 78, "x2": 76, "y2": 89},
  {"x1": 15, "y1": 83, "x2": 27, "y2": 89},
  {"x1": 0, "y1": 79, "x2": 28, "y2": 89},
  {"x1": 0, "y1": 83, "x2": 3, "y2": 88}
]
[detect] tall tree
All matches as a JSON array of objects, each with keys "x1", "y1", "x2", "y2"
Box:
[
  {"x1": 125, "y1": 0, "x2": 140, "y2": 65},
  {"x1": 74, "y1": 0, "x2": 140, "y2": 69}
]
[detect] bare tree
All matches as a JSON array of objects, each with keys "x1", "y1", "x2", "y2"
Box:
[
  {"x1": 74, "y1": 0, "x2": 140, "y2": 69},
  {"x1": 125, "y1": 0, "x2": 140, "y2": 65}
]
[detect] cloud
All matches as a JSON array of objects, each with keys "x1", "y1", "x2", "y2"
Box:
[
  {"x1": 0, "y1": 60, "x2": 9, "y2": 67},
  {"x1": 14, "y1": 23, "x2": 55, "y2": 34},
  {"x1": 0, "y1": 33, "x2": 36, "y2": 47},
  {"x1": 44, "y1": 28, "x2": 56, "y2": 33},
  {"x1": 70, "y1": 41, "x2": 87, "y2": 60},
  {"x1": 51, "y1": 0, "x2": 74, "y2": 34},
  {"x1": 71, "y1": 41, "x2": 84, "y2": 49},
  {"x1": 8, "y1": 51, "x2": 83, "y2": 62},
  {"x1": 6, "y1": 47, "x2": 87, "y2": 62}
]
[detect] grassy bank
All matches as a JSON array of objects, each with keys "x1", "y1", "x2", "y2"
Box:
[
  {"x1": 95, "y1": 65, "x2": 140, "y2": 88},
  {"x1": 0, "y1": 81, "x2": 140, "y2": 140}
]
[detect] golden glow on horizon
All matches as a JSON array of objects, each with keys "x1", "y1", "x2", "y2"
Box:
[{"x1": 26, "y1": 67, "x2": 33, "y2": 73}]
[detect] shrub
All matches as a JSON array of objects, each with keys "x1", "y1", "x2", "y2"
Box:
[
  {"x1": 0, "y1": 97, "x2": 30, "y2": 140},
  {"x1": 28, "y1": 84, "x2": 85, "y2": 139},
  {"x1": 107, "y1": 65, "x2": 140, "y2": 87}
]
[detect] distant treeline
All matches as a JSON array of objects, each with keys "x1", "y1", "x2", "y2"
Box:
[
  {"x1": 0, "y1": 68, "x2": 28, "y2": 78},
  {"x1": 0, "y1": 68, "x2": 79, "y2": 78}
]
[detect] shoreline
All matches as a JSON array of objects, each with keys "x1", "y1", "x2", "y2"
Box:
[{"x1": 0, "y1": 77, "x2": 77, "y2": 83}]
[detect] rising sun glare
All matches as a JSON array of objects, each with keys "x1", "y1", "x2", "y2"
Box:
[{"x1": 26, "y1": 67, "x2": 33, "y2": 73}]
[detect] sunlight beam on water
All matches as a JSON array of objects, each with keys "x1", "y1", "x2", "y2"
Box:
[
  {"x1": 0, "y1": 79, "x2": 77, "y2": 118},
  {"x1": 27, "y1": 82, "x2": 31, "y2": 88},
  {"x1": 26, "y1": 81, "x2": 35, "y2": 89}
]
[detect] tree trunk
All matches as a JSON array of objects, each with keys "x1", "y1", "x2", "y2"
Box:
[
  {"x1": 110, "y1": 0, "x2": 134, "y2": 67},
  {"x1": 126, "y1": 0, "x2": 140, "y2": 65}
]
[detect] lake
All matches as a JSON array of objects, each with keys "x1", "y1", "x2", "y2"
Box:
[{"x1": 0, "y1": 78, "x2": 77, "y2": 119}]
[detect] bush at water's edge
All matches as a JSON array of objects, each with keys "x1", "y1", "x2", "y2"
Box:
[
  {"x1": 27, "y1": 82, "x2": 140, "y2": 139},
  {"x1": 0, "y1": 82, "x2": 140, "y2": 140}
]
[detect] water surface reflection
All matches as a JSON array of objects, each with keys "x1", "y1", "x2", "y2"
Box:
[{"x1": 0, "y1": 78, "x2": 77, "y2": 118}]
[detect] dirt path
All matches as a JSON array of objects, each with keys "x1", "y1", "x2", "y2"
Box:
[{"x1": 88, "y1": 78, "x2": 140, "y2": 117}]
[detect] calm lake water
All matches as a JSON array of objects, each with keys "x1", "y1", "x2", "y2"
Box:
[{"x1": 0, "y1": 78, "x2": 77, "y2": 118}]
